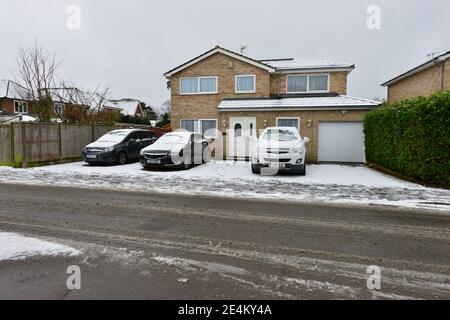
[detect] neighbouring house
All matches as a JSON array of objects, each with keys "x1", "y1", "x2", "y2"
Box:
[
  {"x1": 164, "y1": 46, "x2": 379, "y2": 163},
  {"x1": 47, "y1": 87, "x2": 92, "y2": 122},
  {"x1": 382, "y1": 50, "x2": 450, "y2": 103},
  {"x1": 0, "y1": 79, "x2": 33, "y2": 119},
  {"x1": 103, "y1": 99, "x2": 144, "y2": 117}
]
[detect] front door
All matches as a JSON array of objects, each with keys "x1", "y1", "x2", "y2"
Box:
[{"x1": 229, "y1": 117, "x2": 257, "y2": 159}]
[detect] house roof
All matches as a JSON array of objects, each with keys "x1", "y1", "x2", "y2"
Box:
[
  {"x1": 164, "y1": 46, "x2": 277, "y2": 78},
  {"x1": 218, "y1": 95, "x2": 380, "y2": 111},
  {"x1": 0, "y1": 80, "x2": 31, "y2": 100},
  {"x1": 47, "y1": 87, "x2": 87, "y2": 105},
  {"x1": 259, "y1": 58, "x2": 354, "y2": 73},
  {"x1": 164, "y1": 46, "x2": 355, "y2": 78},
  {"x1": 104, "y1": 99, "x2": 142, "y2": 116},
  {"x1": 381, "y1": 50, "x2": 450, "y2": 87}
]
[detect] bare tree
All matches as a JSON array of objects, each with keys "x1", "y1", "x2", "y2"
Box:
[
  {"x1": 160, "y1": 99, "x2": 171, "y2": 115},
  {"x1": 52, "y1": 80, "x2": 112, "y2": 124},
  {"x1": 15, "y1": 41, "x2": 60, "y2": 122}
]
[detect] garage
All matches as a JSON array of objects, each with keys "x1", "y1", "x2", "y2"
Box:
[{"x1": 318, "y1": 122, "x2": 366, "y2": 163}]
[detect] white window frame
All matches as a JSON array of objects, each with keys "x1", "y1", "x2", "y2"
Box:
[
  {"x1": 180, "y1": 76, "x2": 218, "y2": 95},
  {"x1": 276, "y1": 117, "x2": 301, "y2": 132},
  {"x1": 235, "y1": 75, "x2": 256, "y2": 94},
  {"x1": 286, "y1": 74, "x2": 330, "y2": 93},
  {"x1": 54, "y1": 102, "x2": 65, "y2": 115},
  {"x1": 180, "y1": 119, "x2": 218, "y2": 139},
  {"x1": 14, "y1": 100, "x2": 28, "y2": 113},
  {"x1": 180, "y1": 119, "x2": 199, "y2": 132},
  {"x1": 199, "y1": 119, "x2": 218, "y2": 139}
]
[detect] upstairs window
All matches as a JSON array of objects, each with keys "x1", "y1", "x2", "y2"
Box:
[
  {"x1": 14, "y1": 100, "x2": 28, "y2": 113},
  {"x1": 309, "y1": 75, "x2": 329, "y2": 92},
  {"x1": 180, "y1": 77, "x2": 217, "y2": 94},
  {"x1": 236, "y1": 75, "x2": 256, "y2": 93},
  {"x1": 287, "y1": 75, "x2": 307, "y2": 93},
  {"x1": 54, "y1": 102, "x2": 65, "y2": 115},
  {"x1": 287, "y1": 74, "x2": 329, "y2": 93}
]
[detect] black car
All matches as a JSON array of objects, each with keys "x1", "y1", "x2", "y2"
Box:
[
  {"x1": 83, "y1": 129, "x2": 157, "y2": 165},
  {"x1": 140, "y1": 132, "x2": 211, "y2": 170}
]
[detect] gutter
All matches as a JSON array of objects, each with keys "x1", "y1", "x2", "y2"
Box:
[{"x1": 218, "y1": 106, "x2": 378, "y2": 112}]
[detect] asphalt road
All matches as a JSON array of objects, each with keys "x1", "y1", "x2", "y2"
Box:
[{"x1": 0, "y1": 183, "x2": 449, "y2": 300}]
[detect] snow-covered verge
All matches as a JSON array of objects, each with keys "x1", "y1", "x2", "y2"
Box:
[
  {"x1": 0, "y1": 161, "x2": 449, "y2": 211},
  {"x1": 0, "y1": 232, "x2": 80, "y2": 261}
]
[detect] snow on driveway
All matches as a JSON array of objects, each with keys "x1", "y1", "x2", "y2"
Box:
[
  {"x1": 0, "y1": 232, "x2": 80, "y2": 261},
  {"x1": 0, "y1": 161, "x2": 449, "y2": 211}
]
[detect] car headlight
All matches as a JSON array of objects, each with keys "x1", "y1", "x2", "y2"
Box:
[
  {"x1": 170, "y1": 149, "x2": 183, "y2": 157},
  {"x1": 292, "y1": 147, "x2": 303, "y2": 155},
  {"x1": 104, "y1": 147, "x2": 115, "y2": 152}
]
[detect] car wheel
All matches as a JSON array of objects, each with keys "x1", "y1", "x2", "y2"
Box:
[
  {"x1": 116, "y1": 152, "x2": 127, "y2": 165},
  {"x1": 251, "y1": 164, "x2": 261, "y2": 175}
]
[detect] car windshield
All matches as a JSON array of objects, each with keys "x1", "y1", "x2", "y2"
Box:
[
  {"x1": 97, "y1": 131, "x2": 129, "y2": 143},
  {"x1": 262, "y1": 129, "x2": 298, "y2": 142},
  {"x1": 157, "y1": 134, "x2": 189, "y2": 145}
]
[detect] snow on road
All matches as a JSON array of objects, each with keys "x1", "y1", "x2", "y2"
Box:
[
  {"x1": 0, "y1": 161, "x2": 449, "y2": 211},
  {"x1": 0, "y1": 232, "x2": 80, "y2": 261}
]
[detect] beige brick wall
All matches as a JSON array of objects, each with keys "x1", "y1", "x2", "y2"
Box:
[
  {"x1": 387, "y1": 64, "x2": 443, "y2": 103},
  {"x1": 444, "y1": 59, "x2": 450, "y2": 90},
  {"x1": 170, "y1": 53, "x2": 351, "y2": 130},
  {"x1": 170, "y1": 52, "x2": 271, "y2": 130},
  {"x1": 269, "y1": 72, "x2": 348, "y2": 96},
  {"x1": 219, "y1": 109, "x2": 368, "y2": 162}
]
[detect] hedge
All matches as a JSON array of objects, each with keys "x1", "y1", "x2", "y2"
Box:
[{"x1": 364, "y1": 91, "x2": 450, "y2": 188}]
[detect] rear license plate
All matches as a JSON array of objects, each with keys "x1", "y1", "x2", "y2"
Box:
[
  {"x1": 86, "y1": 154, "x2": 97, "y2": 159},
  {"x1": 147, "y1": 159, "x2": 161, "y2": 164}
]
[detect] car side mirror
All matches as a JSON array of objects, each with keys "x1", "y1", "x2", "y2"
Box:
[
  {"x1": 128, "y1": 139, "x2": 136, "y2": 145},
  {"x1": 304, "y1": 137, "x2": 310, "y2": 144}
]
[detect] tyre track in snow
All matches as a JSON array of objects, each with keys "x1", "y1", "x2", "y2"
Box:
[{"x1": 0, "y1": 183, "x2": 449, "y2": 299}]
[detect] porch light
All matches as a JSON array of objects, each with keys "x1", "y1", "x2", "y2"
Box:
[
  {"x1": 222, "y1": 119, "x2": 227, "y2": 129},
  {"x1": 264, "y1": 120, "x2": 268, "y2": 128},
  {"x1": 307, "y1": 119, "x2": 312, "y2": 128}
]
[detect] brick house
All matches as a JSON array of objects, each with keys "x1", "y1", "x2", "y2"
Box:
[
  {"x1": 382, "y1": 50, "x2": 450, "y2": 103},
  {"x1": 0, "y1": 80, "x2": 33, "y2": 115},
  {"x1": 164, "y1": 46, "x2": 379, "y2": 163}
]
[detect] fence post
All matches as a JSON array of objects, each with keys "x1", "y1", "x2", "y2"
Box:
[
  {"x1": 21, "y1": 124, "x2": 27, "y2": 168},
  {"x1": 10, "y1": 124, "x2": 15, "y2": 166},
  {"x1": 91, "y1": 125, "x2": 95, "y2": 142},
  {"x1": 58, "y1": 124, "x2": 63, "y2": 162}
]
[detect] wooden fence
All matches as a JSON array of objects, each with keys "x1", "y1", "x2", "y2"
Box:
[{"x1": 0, "y1": 123, "x2": 158, "y2": 168}]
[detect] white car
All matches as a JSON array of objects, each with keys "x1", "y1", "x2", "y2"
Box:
[
  {"x1": 140, "y1": 132, "x2": 211, "y2": 170},
  {"x1": 251, "y1": 127, "x2": 309, "y2": 175}
]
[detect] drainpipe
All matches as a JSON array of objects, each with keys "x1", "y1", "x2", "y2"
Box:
[{"x1": 440, "y1": 61, "x2": 445, "y2": 91}]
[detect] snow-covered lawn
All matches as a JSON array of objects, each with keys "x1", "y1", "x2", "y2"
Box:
[
  {"x1": 0, "y1": 232, "x2": 79, "y2": 261},
  {"x1": 0, "y1": 161, "x2": 449, "y2": 211}
]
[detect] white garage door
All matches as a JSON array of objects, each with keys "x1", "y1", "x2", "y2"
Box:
[{"x1": 318, "y1": 122, "x2": 365, "y2": 163}]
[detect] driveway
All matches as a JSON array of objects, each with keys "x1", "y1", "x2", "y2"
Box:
[{"x1": 0, "y1": 161, "x2": 449, "y2": 211}]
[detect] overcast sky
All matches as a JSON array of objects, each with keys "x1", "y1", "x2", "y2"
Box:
[{"x1": 1, "y1": 0, "x2": 449, "y2": 110}]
